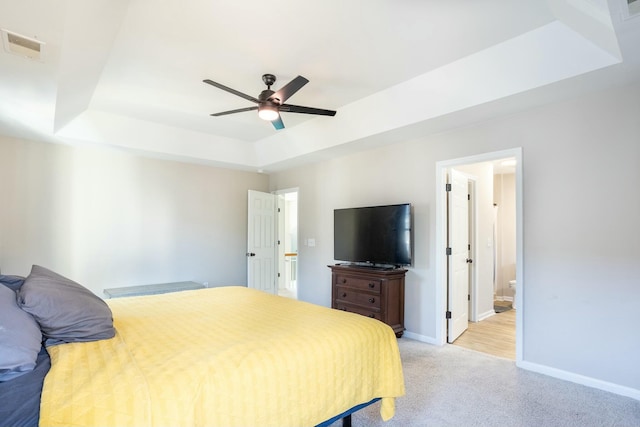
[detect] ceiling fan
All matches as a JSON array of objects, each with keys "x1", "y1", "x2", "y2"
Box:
[{"x1": 203, "y1": 74, "x2": 336, "y2": 130}]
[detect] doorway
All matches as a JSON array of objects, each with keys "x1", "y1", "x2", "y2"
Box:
[
  {"x1": 435, "y1": 148, "x2": 523, "y2": 363},
  {"x1": 275, "y1": 188, "x2": 298, "y2": 299},
  {"x1": 246, "y1": 189, "x2": 298, "y2": 300}
]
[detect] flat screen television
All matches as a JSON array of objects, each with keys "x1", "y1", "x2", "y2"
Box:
[{"x1": 333, "y1": 203, "x2": 412, "y2": 267}]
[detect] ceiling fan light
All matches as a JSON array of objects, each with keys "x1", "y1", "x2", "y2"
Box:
[{"x1": 258, "y1": 105, "x2": 279, "y2": 121}]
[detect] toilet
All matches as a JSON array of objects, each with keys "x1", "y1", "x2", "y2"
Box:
[{"x1": 509, "y1": 280, "x2": 516, "y2": 309}]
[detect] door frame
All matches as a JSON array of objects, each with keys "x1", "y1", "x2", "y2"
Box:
[{"x1": 435, "y1": 148, "x2": 524, "y2": 363}]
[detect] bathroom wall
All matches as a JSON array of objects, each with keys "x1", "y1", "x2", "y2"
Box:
[{"x1": 494, "y1": 172, "x2": 516, "y2": 300}]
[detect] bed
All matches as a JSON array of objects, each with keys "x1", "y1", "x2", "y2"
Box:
[{"x1": 1, "y1": 266, "x2": 405, "y2": 427}]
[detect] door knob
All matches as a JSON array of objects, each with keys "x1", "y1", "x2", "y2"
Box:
[{"x1": 246, "y1": 252, "x2": 256, "y2": 257}]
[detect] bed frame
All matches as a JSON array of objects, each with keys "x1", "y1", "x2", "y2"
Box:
[
  {"x1": 316, "y1": 398, "x2": 380, "y2": 427},
  {"x1": 8, "y1": 283, "x2": 402, "y2": 426}
]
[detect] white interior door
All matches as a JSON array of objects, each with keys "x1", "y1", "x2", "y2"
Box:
[
  {"x1": 447, "y1": 169, "x2": 470, "y2": 343},
  {"x1": 247, "y1": 190, "x2": 277, "y2": 294}
]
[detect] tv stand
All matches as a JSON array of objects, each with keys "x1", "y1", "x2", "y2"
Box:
[{"x1": 329, "y1": 264, "x2": 406, "y2": 337}]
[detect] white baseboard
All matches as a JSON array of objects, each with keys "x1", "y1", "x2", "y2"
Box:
[
  {"x1": 402, "y1": 330, "x2": 439, "y2": 345},
  {"x1": 477, "y1": 309, "x2": 495, "y2": 321},
  {"x1": 518, "y1": 360, "x2": 640, "y2": 401},
  {"x1": 404, "y1": 332, "x2": 640, "y2": 401}
]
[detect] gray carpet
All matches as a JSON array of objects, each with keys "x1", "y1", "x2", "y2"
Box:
[{"x1": 331, "y1": 339, "x2": 640, "y2": 427}]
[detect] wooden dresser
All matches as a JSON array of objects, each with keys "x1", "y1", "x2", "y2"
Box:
[{"x1": 329, "y1": 264, "x2": 406, "y2": 337}]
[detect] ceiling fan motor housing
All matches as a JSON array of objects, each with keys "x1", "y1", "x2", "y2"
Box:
[{"x1": 259, "y1": 89, "x2": 277, "y2": 104}]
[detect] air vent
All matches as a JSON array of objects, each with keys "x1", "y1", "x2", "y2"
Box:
[
  {"x1": 623, "y1": 0, "x2": 640, "y2": 18},
  {"x1": 1, "y1": 29, "x2": 45, "y2": 61}
]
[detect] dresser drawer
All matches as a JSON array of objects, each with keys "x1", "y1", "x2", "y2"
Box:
[
  {"x1": 335, "y1": 303, "x2": 381, "y2": 320},
  {"x1": 334, "y1": 275, "x2": 381, "y2": 293},
  {"x1": 335, "y1": 286, "x2": 382, "y2": 309}
]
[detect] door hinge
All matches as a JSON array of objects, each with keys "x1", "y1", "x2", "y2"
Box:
[
  {"x1": 445, "y1": 183, "x2": 452, "y2": 192},
  {"x1": 446, "y1": 311, "x2": 452, "y2": 319},
  {"x1": 468, "y1": 294, "x2": 471, "y2": 301},
  {"x1": 277, "y1": 240, "x2": 281, "y2": 245},
  {"x1": 446, "y1": 247, "x2": 452, "y2": 256},
  {"x1": 467, "y1": 193, "x2": 470, "y2": 200},
  {"x1": 278, "y1": 207, "x2": 281, "y2": 213},
  {"x1": 278, "y1": 272, "x2": 281, "y2": 278}
]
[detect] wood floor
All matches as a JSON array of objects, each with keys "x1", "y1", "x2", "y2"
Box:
[{"x1": 452, "y1": 303, "x2": 516, "y2": 360}]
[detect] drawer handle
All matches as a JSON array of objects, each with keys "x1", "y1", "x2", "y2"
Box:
[
  {"x1": 369, "y1": 283, "x2": 375, "y2": 288},
  {"x1": 368, "y1": 313, "x2": 375, "y2": 318},
  {"x1": 342, "y1": 292, "x2": 347, "y2": 298},
  {"x1": 368, "y1": 297, "x2": 375, "y2": 303},
  {"x1": 342, "y1": 278, "x2": 347, "y2": 283}
]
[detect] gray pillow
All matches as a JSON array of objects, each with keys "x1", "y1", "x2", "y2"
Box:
[
  {"x1": 0, "y1": 275, "x2": 25, "y2": 292},
  {"x1": 17, "y1": 265, "x2": 115, "y2": 346},
  {"x1": 0, "y1": 284, "x2": 42, "y2": 382}
]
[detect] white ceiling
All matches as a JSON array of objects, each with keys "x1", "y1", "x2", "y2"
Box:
[{"x1": 1, "y1": 0, "x2": 639, "y2": 172}]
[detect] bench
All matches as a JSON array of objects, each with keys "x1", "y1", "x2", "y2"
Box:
[{"x1": 103, "y1": 281, "x2": 205, "y2": 299}]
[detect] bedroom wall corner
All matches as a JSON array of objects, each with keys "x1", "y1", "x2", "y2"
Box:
[
  {"x1": 268, "y1": 80, "x2": 640, "y2": 396},
  {"x1": 0, "y1": 135, "x2": 269, "y2": 295}
]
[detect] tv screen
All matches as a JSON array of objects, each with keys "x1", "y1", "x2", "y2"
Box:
[{"x1": 334, "y1": 203, "x2": 412, "y2": 267}]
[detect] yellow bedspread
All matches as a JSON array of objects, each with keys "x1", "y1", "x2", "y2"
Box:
[{"x1": 40, "y1": 286, "x2": 405, "y2": 427}]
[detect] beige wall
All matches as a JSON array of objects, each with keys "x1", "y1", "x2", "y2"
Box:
[
  {"x1": 0, "y1": 136, "x2": 269, "y2": 295},
  {"x1": 270, "y1": 80, "x2": 640, "y2": 394},
  {"x1": 1, "y1": 80, "x2": 639, "y2": 397}
]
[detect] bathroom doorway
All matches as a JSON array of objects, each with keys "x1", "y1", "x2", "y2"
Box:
[
  {"x1": 436, "y1": 148, "x2": 523, "y2": 362},
  {"x1": 451, "y1": 159, "x2": 517, "y2": 359}
]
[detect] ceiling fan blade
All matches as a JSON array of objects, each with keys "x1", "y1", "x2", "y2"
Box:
[
  {"x1": 203, "y1": 79, "x2": 259, "y2": 103},
  {"x1": 271, "y1": 115, "x2": 285, "y2": 130},
  {"x1": 271, "y1": 76, "x2": 309, "y2": 104},
  {"x1": 280, "y1": 103, "x2": 336, "y2": 116},
  {"x1": 210, "y1": 106, "x2": 258, "y2": 117}
]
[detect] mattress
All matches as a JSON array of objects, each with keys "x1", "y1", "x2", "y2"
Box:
[{"x1": 40, "y1": 286, "x2": 405, "y2": 426}]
